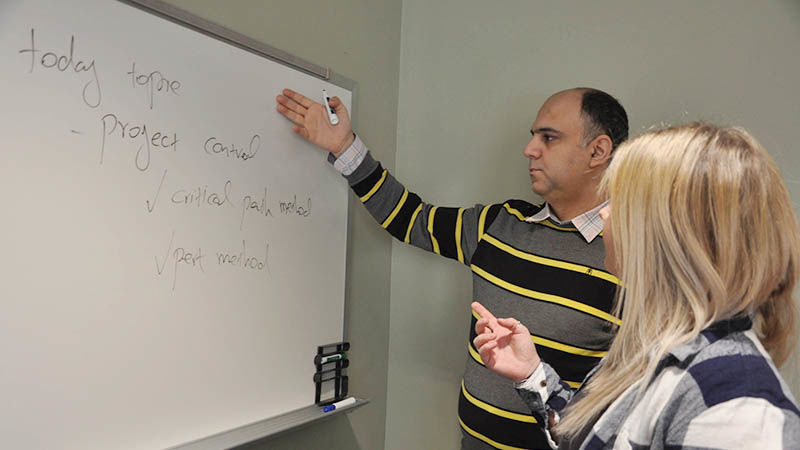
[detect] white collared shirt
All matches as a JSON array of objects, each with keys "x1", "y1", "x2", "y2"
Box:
[{"x1": 525, "y1": 201, "x2": 607, "y2": 243}]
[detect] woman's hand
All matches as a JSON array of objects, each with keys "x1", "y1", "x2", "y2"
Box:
[{"x1": 472, "y1": 301, "x2": 540, "y2": 383}]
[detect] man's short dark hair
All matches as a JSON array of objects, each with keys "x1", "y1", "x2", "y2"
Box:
[{"x1": 578, "y1": 88, "x2": 629, "y2": 151}]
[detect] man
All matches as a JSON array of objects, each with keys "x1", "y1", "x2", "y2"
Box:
[{"x1": 276, "y1": 87, "x2": 628, "y2": 450}]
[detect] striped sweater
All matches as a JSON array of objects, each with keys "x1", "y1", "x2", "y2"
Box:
[{"x1": 342, "y1": 150, "x2": 620, "y2": 450}]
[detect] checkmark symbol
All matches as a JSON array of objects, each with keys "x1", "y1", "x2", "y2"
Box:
[
  {"x1": 146, "y1": 169, "x2": 167, "y2": 213},
  {"x1": 155, "y1": 230, "x2": 175, "y2": 275}
]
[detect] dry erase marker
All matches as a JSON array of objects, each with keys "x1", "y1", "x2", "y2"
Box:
[
  {"x1": 321, "y1": 89, "x2": 339, "y2": 125},
  {"x1": 323, "y1": 396, "x2": 356, "y2": 413}
]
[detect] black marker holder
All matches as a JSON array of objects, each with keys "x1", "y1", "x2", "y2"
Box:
[{"x1": 314, "y1": 341, "x2": 350, "y2": 406}]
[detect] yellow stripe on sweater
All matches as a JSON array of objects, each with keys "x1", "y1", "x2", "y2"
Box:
[
  {"x1": 359, "y1": 169, "x2": 387, "y2": 203},
  {"x1": 404, "y1": 204, "x2": 423, "y2": 243},
  {"x1": 482, "y1": 233, "x2": 620, "y2": 285},
  {"x1": 502, "y1": 203, "x2": 527, "y2": 221},
  {"x1": 460, "y1": 379, "x2": 536, "y2": 423},
  {"x1": 427, "y1": 206, "x2": 440, "y2": 254},
  {"x1": 458, "y1": 417, "x2": 530, "y2": 450},
  {"x1": 534, "y1": 218, "x2": 578, "y2": 232},
  {"x1": 470, "y1": 265, "x2": 622, "y2": 325},
  {"x1": 381, "y1": 188, "x2": 408, "y2": 228},
  {"x1": 456, "y1": 208, "x2": 465, "y2": 263},
  {"x1": 478, "y1": 205, "x2": 491, "y2": 241}
]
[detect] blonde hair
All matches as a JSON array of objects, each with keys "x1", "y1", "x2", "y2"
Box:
[{"x1": 557, "y1": 123, "x2": 800, "y2": 437}]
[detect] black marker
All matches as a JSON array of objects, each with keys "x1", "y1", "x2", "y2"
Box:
[{"x1": 321, "y1": 89, "x2": 339, "y2": 125}]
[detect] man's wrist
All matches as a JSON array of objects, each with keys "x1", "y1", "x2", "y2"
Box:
[{"x1": 332, "y1": 133, "x2": 356, "y2": 158}]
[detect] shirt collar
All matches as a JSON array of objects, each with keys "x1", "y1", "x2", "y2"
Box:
[
  {"x1": 663, "y1": 315, "x2": 754, "y2": 365},
  {"x1": 526, "y1": 200, "x2": 608, "y2": 243}
]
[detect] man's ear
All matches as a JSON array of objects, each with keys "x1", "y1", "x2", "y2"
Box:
[{"x1": 588, "y1": 134, "x2": 613, "y2": 168}]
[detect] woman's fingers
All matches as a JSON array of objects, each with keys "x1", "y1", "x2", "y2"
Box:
[
  {"x1": 498, "y1": 317, "x2": 529, "y2": 335},
  {"x1": 477, "y1": 340, "x2": 497, "y2": 364},
  {"x1": 471, "y1": 302, "x2": 496, "y2": 322},
  {"x1": 475, "y1": 317, "x2": 493, "y2": 334},
  {"x1": 471, "y1": 302, "x2": 501, "y2": 333},
  {"x1": 473, "y1": 331, "x2": 495, "y2": 349}
]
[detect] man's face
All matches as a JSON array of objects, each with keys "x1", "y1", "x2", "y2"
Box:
[{"x1": 523, "y1": 91, "x2": 593, "y2": 204}]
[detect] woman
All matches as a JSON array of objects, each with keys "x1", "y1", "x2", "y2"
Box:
[{"x1": 473, "y1": 123, "x2": 800, "y2": 449}]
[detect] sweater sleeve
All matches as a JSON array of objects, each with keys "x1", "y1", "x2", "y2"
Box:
[{"x1": 342, "y1": 150, "x2": 498, "y2": 266}]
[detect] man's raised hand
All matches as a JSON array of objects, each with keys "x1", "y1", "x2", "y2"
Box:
[{"x1": 276, "y1": 88, "x2": 354, "y2": 157}]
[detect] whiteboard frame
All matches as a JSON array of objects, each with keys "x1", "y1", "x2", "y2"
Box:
[
  {"x1": 167, "y1": 399, "x2": 369, "y2": 450},
  {"x1": 114, "y1": 0, "x2": 362, "y2": 448}
]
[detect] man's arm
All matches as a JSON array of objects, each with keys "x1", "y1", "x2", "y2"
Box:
[{"x1": 276, "y1": 88, "x2": 494, "y2": 265}]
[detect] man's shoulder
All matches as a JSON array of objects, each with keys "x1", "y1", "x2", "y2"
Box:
[
  {"x1": 497, "y1": 199, "x2": 544, "y2": 217},
  {"x1": 479, "y1": 199, "x2": 543, "y2": 229}
]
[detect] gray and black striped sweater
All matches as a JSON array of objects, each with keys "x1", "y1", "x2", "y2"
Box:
[{"x1": 343, "y1": 151, "x2": 620, "y2": 450}]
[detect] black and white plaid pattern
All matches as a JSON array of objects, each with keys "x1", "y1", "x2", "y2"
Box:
[{"x1": 517, "y1": 317, "x2": 800, "y2": 449}]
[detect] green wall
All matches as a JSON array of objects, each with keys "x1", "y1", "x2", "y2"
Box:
[{"x1": 388, "y1": 1, "x2": 800, "y2": 449}]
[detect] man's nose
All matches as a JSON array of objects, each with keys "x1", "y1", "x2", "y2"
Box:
[{"x1": 523, "y1": 138, "x2": 541, "y2": 159}]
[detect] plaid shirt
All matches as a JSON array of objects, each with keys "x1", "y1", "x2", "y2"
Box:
[
  {"x1": 517, "y1": 316, "x2": 800, "y2": 449},
  {"x1": 330, "y1": 134, "x2": 368, "y2": 175},
  {"x1": 525, "y1": 201, "x2": 607, "y2": 244}
]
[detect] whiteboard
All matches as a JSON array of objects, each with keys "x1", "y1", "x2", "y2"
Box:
[{"x1": 0, "y1": 1, "x2": 351, "y2": 449}]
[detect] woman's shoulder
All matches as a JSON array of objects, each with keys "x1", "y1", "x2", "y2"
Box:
[
  {"x1": 642, "y1": 332, "x2": 800, "y2": 448},
  {"x1": 671, "y1": 330, "x2": 798, "y2": 414}
]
